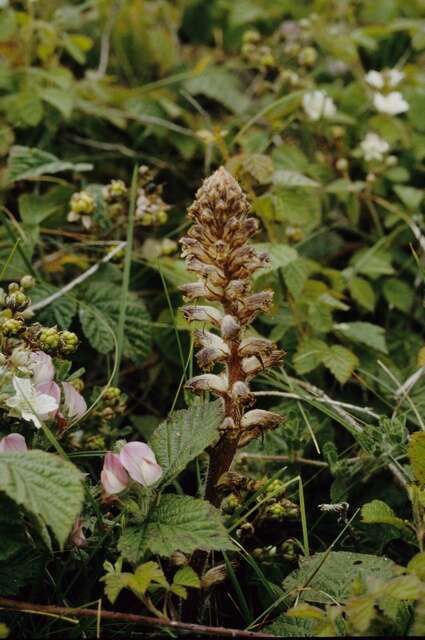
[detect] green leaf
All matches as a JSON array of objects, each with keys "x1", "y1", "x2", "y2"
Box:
[
  {"x1": 127, "y1": 561, "x2": 168, "y2": 595},
  {"x1": 348, "y1": 277, "x2": 376, "y2": 311},
  {"x1": 243, "y1": 154, "x2": 274, "y2": 184},
  {"x1": 0, "y1": 451, "x2": 84, "y2": 549},
  {"x1": 19, "y1": 187, "x2": 73, "y2": 226},
  {"x1": 0, "y1": 494, "x2": 40, "y2": 596},
  {"x1": 282, "y1": 259, "x2": 309, "y2": 297},
  {"x1": 351, "y1": 249, "x2": 394, "y2": 279},
  {"x1": 322, "y1": 345, "x2": 359, "y2": 384},
  {"x1": 407, "y1": 552, "x2": 425, "y2": 580},
  {"x1": 293, "y1": 338, "x2": 329, "y2": 375},
  {"x1": 408, "y1": 432, "x2": 425, "y2": 485},
  {"x1": 118, "y1": 494, "x2": 235, "y2": 562},
  {"x1": 334, "y1": 321, "x2": 388, "y2": 353},
  {"x1": 272, "y1": 187, "x2": 321, "y2": 231},
  {"x1": 282, "y1": 551, "x2": 395, "y2": 604},
  {"x1": 273, "y1": 170, "x2": 320, "y2": 188},
  {"x1": 149, "y1": 400, "x2": 222, "y2": 486},
  {"x1": 185, "y1": 66, "x2": 249, "y2": 114},
  {"x1": 39, "y1": 88, "x2": 75, "y2": 119},
  {"x1": 255, "y1": 243, "x2": 298, "y2": 273},
  {"x1": 31, "y1": 282, "x2": 77, "y2": 330},
  {"x1": 383, "y1": 278, "x2": 414, "y2": 313},
  {"x1": 79, "y1": 284, "x2": 152, "y2": 362},
  {"x1": 7, "y1": 146, "x2": 92, "y2": 182},
  {"x1": 361, "y1": 500, "x2": 410, "y2": 531},
  {"x1": 394, "y1": 185, "x2": 423, "y2": 210},
  {"x1": 263, "y1": 615, "x2": 314, "y2": 637},
  {"x1": 381, "y1": 574, "x2": 421, "y2": 600},
  {"x1": 172, "y1": 566, "x2": 201, "y2": 589}
]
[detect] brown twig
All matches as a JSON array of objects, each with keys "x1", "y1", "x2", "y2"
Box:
[{"x1": 0, "y1": 597, "x2": 276, "y2": 638}]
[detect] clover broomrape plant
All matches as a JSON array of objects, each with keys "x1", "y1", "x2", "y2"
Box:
[{"x1": 180, "y1": 167, "x2": 284, "y2": 507}]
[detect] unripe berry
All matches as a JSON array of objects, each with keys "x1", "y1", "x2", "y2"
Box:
[
  {"x1": 265, "y1": 502, "x2": 286, "y2": 519},
  {"x1": 266, "y1": 479, "x2": 286, "y2": 497},
  {"x1": 156, "y1": 210, "x2": 168, "y2": 225},
  {"x1": 331, "y1": 125, "x2": 345, "y2": 138},
  {"x1": 222, "y1": 493, "x2": 240, "y2": 514},
  {"x1": 8, "y1": 282, "x2": 19, "y2": 293},
  {"x1": 1, "y1": 317, "x2": 24, "y2": 335},
  {"x1": 39, "y1": 327, "x2": 60, "y2": 351},
  {"x1": 336, "y1": 158, "x2": 349, "y2": 172},
  {"x1": 20, "y1": 275, "x2": 35, "y2": 289},
  {"x1": 298, "y1": 46, "x2": 317, "y2": 66},
  {"x1": 59, "y1": 330, "x2": 79, "y2": 354},
  {"x1": 70, "y1": 191, "x2": 96, "y2": 215},
  {"x1": 103, "y1": 386, "x2": 121, "y2": 402}
]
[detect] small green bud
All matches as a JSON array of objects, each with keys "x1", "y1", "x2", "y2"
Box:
[
  {"x1": 298, "y1": 46, "x2": 317, "y2": 66},
  {"x1": 222, "y1": 493, "x2": 240, "y2": 514},
  {"x1": 70, "y1": 191, "x2": 96, "y2": 215},
  {"x1": 331, "y1": 125, "x2": 345, "y2": 138},
  {"x1": 386, "y1": 155, "x2": 398, "y2": 167},
  {"x1": 59, "y1": 330, "x2": 79, "y2": 354},
  {"x1": 140, "y1": 212, "x2": 154, "y2": 226},
  {"x1": 243, "y1": 30, "x2": 261, "y2": 44},
  {"x1": 5, "y1": 291, "x2": 29, "y2": 311},
  {"x1": 39, "y1": 327, "x2": 60, "y2": 351},
  {"x1": 265, "y1": 502, "x2": 286, "y2": 520},
  {"x1": 156, "y1": 210, "x2": 168, "y2": 225},
  {"x1": 103, "y1": 386, "x2": 121, "y2": 403},
  {"x1": 8, "y1": 282, "x2": 19, "y2": 294},
  {"x1": 266, "y1": 479, "x2": 286, "y2": 497},
  {"x1": 20, "y1": 275, "x2": 36, "y2": 290},
  {"x1": 336, "y1": 158, "x2": 348, "y2": 172},
  {"x1": 160, "y1": 238, "x2": 178, "y2": 256},
  {"x1": 1, "y1": 318, "x2": 24, "y2": 336}
]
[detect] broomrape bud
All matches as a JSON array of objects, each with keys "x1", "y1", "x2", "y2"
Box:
[
  {"x1": 182, "y1": 305, "x2": 223, "y2": 326},
  {"x1": 186, "y1": 373, "x2": 228, "y2": 396},
  {"x1": 238, "y1": 337, "x2": 274, "y2": 358},
  {"x1": 220, "y1": 314, "x2": 240, "y2": 339},
  {"x1": 231, "y1": 381, "x2": 253, "y2": 404},
  {"x1": 194, "y1": 330, "x2": 230, "y2": 355},
  {"x1": 241, "y1": 409, "x2": 283, "y2": 430}
]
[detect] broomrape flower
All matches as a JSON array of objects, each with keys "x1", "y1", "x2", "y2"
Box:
[
  {"x1": 6, "y1": 376, "x2": 59, "y2": 429},
  {"x1": 0, "y1": 433, "x2": 27, "y2": 452},
  {"x1": 373, "y1": 91, "x2": 409, "y2": 115},
  {"x1": 302, "y1": 90, "x2": 336, "y2": 121},
  {"x1": 360, "y1": 132, "x2": 390, "y2": 162}
]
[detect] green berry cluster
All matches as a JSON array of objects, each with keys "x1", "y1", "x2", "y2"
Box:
[
  {"x1": 0, "y1": 277, "x2": 34, "y2": 336},
  {"x1": 95, "y1": 386, "x2": 127, "y2": 421}
]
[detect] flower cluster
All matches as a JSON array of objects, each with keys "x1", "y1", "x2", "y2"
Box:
[
  {"x1": 302, "y1": 90, "x2": 336, "y2": 121},
  {"x1": 180, "y1": 168, "x2": 284, "y2": 501},
  {"x1": 135, "y1": 165, "x2": 170, "y2": 226},
  {"x1": 67, "y1": 190, "x2": 96, "y2": 229},
  {"x1": 101, "y1": 442, "x2": 162, "y2": 495}
]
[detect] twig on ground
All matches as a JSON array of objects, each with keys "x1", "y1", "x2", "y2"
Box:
[
  {"x1": 29, "y1": 241, "x2": 126, "y2": 312},
  {"x1": 0, "y1": 597, "x2": 276, "y2": 638}
]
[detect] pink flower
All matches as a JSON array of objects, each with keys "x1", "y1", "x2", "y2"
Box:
[
  {"x1": 35, "y1": 381, "x2": 61, "y2": 419},
  {"x1": 119, "y1": 442, "x2": 162, "y2": 487},
  {"x1": 0, "y1": 433, "x2": 28, "y2": 452},
  {"x1": 101, "y1": 452, "x2": 129, "y2": 495},
  {"x1": 62, "y1": 382, "x2": 87, "y2": 419},
  {"x1": 70, "y1": 518, "x2": 87, "y2": 547},
  {"x1": 29, "y1": 351, "x2": 55, "y2": 385}
]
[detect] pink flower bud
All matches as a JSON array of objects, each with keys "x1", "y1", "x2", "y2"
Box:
[
  {"x1": 0, "y1": 433, "x2": 28, "y2": 452},
  {"x1": 70, "y1": 518, "x2": 87, "y2": 547},
  {"x1": 62, "y1": 382, "x2": 87, "y2": 419},
  {"x1": 119, "y1": 442, "x2": 162, "y2": 487},
  {"x1": 29, "y1": 351, "x2": 55, "y2": 385},
  {"x1": 101, "y1": 452, "x2": 129, "y2": 495}
]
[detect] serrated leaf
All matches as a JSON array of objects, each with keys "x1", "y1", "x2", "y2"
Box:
[
  {"x1": 7, "y1": 146, "x2": 92, "y2": 182},
  {"x1": 381, "y1": 574, "x2": 421, "y2": 600},
  {"x1": 118, "y1": 494, "x2": 235, "y2": 562},
  {"x1": 383, "y1": 278, "x2": 414, "y2": 313},
  {"x1": 185, "y1": 66, "x2": 249, "y2": 114},
  {"x1": 334, "y1": 322, "x2": 388, "y2": 353},
  {"x1": 351, "y1": 249, "x2": 394, "y2": 279},
  {"x1": 273, "y1": 170, "x2": 320, "y2": 188},
  {"x1": 322, "y1": 345, "x2": 359, "y2": 384},
  {"x1": 263, "y1": 615, "x2": 314, "y2": 637},
  {"x1": 31, "y1": 282, "x2": 77, "y2": 329},
  {"x1": 293, "y1": 338, "x2": 329, "y2": 375},
  {"x1": 361, "y1": 500, "x2": 410, "y2": 531},
  {"x1": 243, "y1": 154, "x2": 274, "y2": 184},
  {"x1": 19, "y1": 186, "x2": 73, "y2": 225},
  {"x1": 79, "y1": 284, "x2": 151, "y2": 362},
  {"x1": 282, "y1": 551, "x2": 395, "y2": 604},
  {"x1": 394, "y1": 185, "x2": 423, "y2": 210},
  {"x1": 172, "y1": 566, "x2": 201, "y2": 589},
  {"x1": 127, "y1": 561, "x2": 168, "y2": 594},
  {"x1": 408, "y1": 432, "x2": 425, "y2": 485},
  {"x1": 348, "y1": 277, "x2": 376, "y2": 311},
  {"x1": 149, "y1": 400, "x2": 222, "y2": 486},
  {"x1": 39, "y1": 88, "x2": 74, "y2": 119},
  {"x1": 345, "y1": 595, "x2": 376, "y2": 632},
  {"x1": 273, "y1": 187, "x2": 321, "y2": 231},
  {"x1": 282, "y1": 258, "x2": 308, "y2": 297},
  {"x1": 0, "y1": 451, "x2": 84, "y2": 549}
]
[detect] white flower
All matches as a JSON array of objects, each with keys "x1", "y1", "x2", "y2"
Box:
[
  {"x1": 28, "y1": 351, "x2": 55, "y2": 385},
  {"x1": 365, "y1": 70, "x2": 384, "y2": 89},
  {"x1": 360, "y1": 133, "x2": 390, "y2": 162},
  {"x1": 6, "y1": 376, "x2": 59, "y2": 429},
  {"x1": 302, "y1": 90, "x2": 336, "y2": 121},
  {"x1": 373, "y1": 91, "x2": 409, "y2": 115},
  {"x1": 387, "y1": 69, "x2": 404, "y2": 87}
]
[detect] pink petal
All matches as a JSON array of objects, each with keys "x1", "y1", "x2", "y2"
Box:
[
  {"x1": 0, "y1": 433, "x2": 28, "y2": 453},
  {"x1": 30, "y1": 351, "x2": 55, "y2": 385},
  {"x1": 119, "y1": 442, "x2": 162, "y2": 486},
  {"x1": 70, "y1": 518, "x2": 87, "y2": 547},
  {"x1": 36, "y1": 381, "x2": 61, "y2": 418},
  {"x1": 62, "y1": 382, "x2": 87, "y2": 419},
  {"x1": 101, "y1": 452, "x2": 129, "y2": 495}
]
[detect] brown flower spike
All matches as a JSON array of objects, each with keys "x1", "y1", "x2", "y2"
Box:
[{"x1": 180, "y1": 167, "x2": 284, "y2": 507}]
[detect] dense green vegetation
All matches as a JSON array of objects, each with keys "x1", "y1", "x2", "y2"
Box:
[{"x1": 1, "y1": 0, "x2": 425, "y2": 637}]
